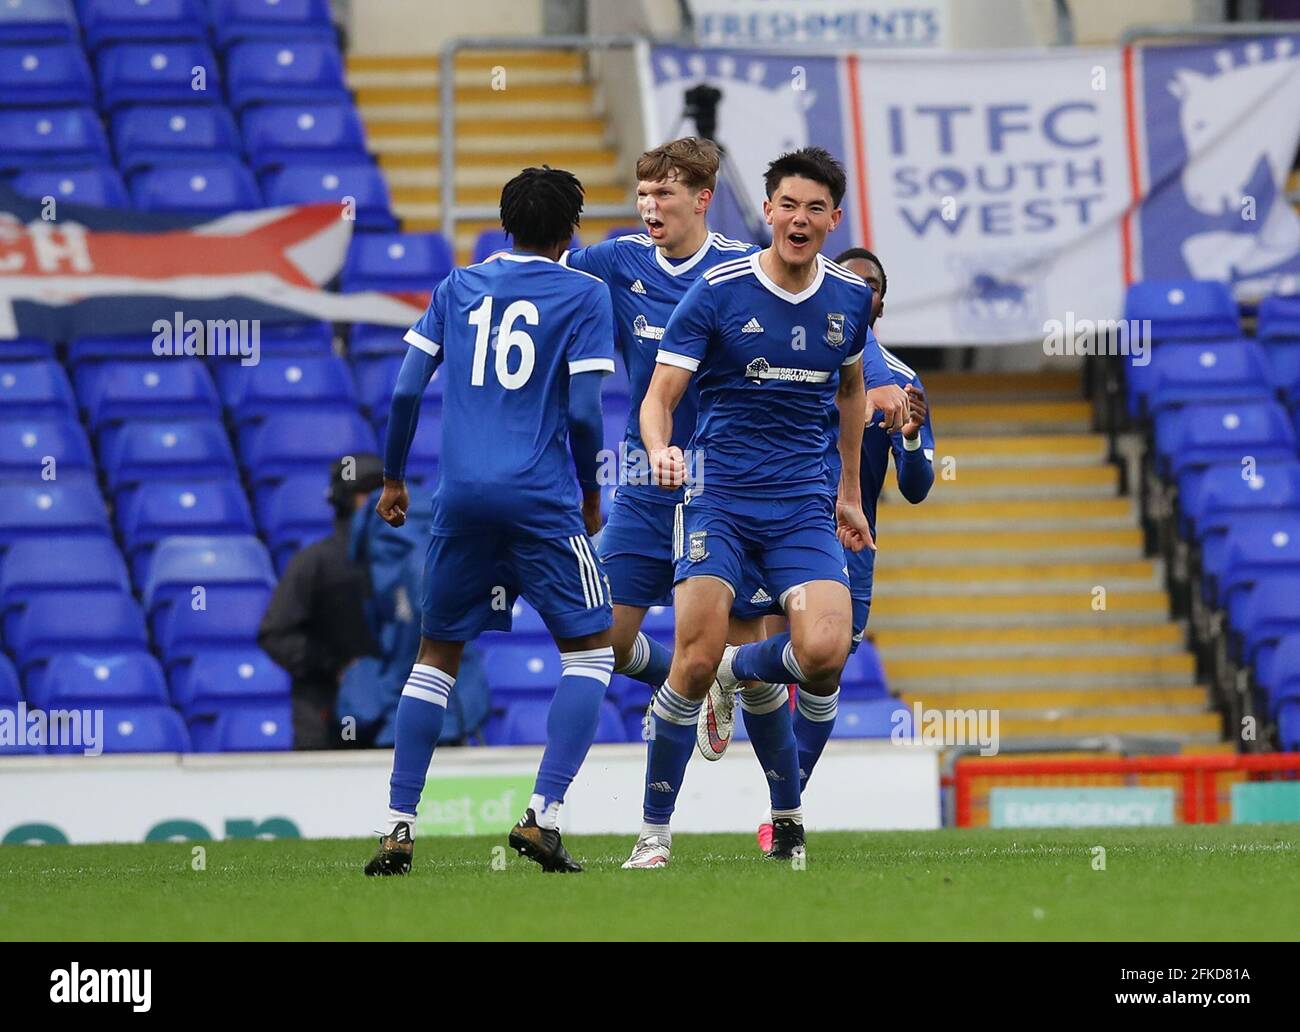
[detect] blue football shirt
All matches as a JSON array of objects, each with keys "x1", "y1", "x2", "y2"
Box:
[
  {"x1": 404, "y1": 251, "x2": 615, "y2": 535},
  {"x1": 562, "y1": 231, "x2": 756, "y2": 505},
  {"x1": 656, "y1": 252, "x2": 894, "y2": 499}
]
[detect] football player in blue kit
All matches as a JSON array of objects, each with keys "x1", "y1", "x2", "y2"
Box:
[
  {"x1": 700, "y1": 246, "x2": 937, "y2": 852},
  {"x1": 621, "y1": 147, "x2": 909, "y2": 867},
  {"x1": 364, "y1": 167, "x2": 617, "y2": 876},
  {"x1": 561, "y1": 137, "x2": 757, "y2": 691}
]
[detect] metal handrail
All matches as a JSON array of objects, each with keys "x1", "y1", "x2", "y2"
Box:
[
  {"x1": 1120, "y1": 20, "x2": 1300, "y2": 45},
  {"x1": 438, "y1": 34, "x2": 646, "y2": 247}
]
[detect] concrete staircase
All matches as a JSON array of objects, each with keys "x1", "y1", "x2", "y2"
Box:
[
  {"x1": 870, "y1": 367, "x2": 1225, "y2": 748},
  {"x1": 345, "y1": 51, "x2": 636, "y2": 260}
]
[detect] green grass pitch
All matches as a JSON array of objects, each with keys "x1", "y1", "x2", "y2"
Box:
[{"x1": 2, "y1": 824, "x2": 1298, "y2": 940}]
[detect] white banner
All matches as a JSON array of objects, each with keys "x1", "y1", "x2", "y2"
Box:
[
  {"x1": 0, "y1": 741, "x2": 939, "y2": 845},
  {"x1": 688, "y1": 0, "x2": 949, "y2": 49}
]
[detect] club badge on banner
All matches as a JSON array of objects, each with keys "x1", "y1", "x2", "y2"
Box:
[{"x1": 643, "y1": 37, "x2": 1300, "y2": 345}]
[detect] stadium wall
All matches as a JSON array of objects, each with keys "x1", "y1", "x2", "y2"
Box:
[
  {"x1": 0, "y1": 742, "x2": 940, "y2": 846},
  {"x1": 345, "y1": 0, "x2": 545, "y2": 54}
]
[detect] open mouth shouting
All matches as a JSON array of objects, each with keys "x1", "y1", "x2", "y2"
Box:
[
  {"x1": 644, "y1": 215, "x2": 666, "y2": 240},
  {"x1": 785, "y1": 229, "x2": 811, "y2": 253}
]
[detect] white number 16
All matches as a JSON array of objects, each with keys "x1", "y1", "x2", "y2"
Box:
[{"x1": 468, "y1": 295, "x2": 537, "y2": 390}]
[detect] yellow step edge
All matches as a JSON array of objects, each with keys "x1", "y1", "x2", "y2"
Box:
[
  {"x1": 922, "y1": 370, "x2": 1082, "y2": 395},
  {"x1": 380, "y1": 150, "x2": 619, "y2": 170},
  {"x1": 886, "y1": 561, "x2": 1156, "y2": 583},
  {"x1": 997, "y1": 713, "x2": 1220, "y2": 736},
  {"x1": 909, "y1": 467, "x2": 1115, "y2": 487},
  {"x1": 871, "y1": 591, "x2": 1170, "y2": 615},
  {"x1": 874, "y1": 498, "x2": 1133, "y2": 522},
  {"x1": 872, "y1": 625, "x2": 1185, "y2": 648},
  {"x1": 882, "y1": 529, "x2": 1141, "y2": 550},
  {"x1": 348, "y1": 52, "x2": 586, "y2": 73},
  {"x1": 937, "y1": 434, "x2": 1106, "y2": 455},
  {"x1": 355, "y1": 84, "x2": 595, "y2": 105},
  {"x1": 940, "y1": 401, "x2": 1093, "y2": 422},
  {"x1": 886, "y1": 654, "x2": 1196, "y2": 678},
  {"x1": 365, "y1": 117, "x2": 606, "y2": 138},
  {"x1": 902, "y1": 688, "x2": 1207, "y2": 709}
]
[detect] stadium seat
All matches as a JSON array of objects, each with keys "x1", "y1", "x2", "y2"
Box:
[
  {"x1": 129, "y1": 157, "x2": 263, "y2": 214},
  {"x1": 0, "y1": 481, "x2": 110, "y2": 546},
  {"x1": 830, "y1": 699, "x2": 912, "y2": 739},
  {"x1": 482, "y1": 642, "x2": 561, "y2": 707},
  {"x1": 341, "y1": 232, "x2": 453, "y2": 293},
  {"x1": 142, "y1": 533, "x2": 275, "y2": 625},
  {"x1": 210, "y1": 0, "x2": 335, "y2": 50},
  {"x1": 225, "y1": 40, "x2": 347, "y2": 111},
  {"x1": 0, "y1": 417, "x2": 93, "y2": 479},
  {"x1": 76, "y1": 359, "x2": 220, "y2": 432},
  {"x1": 11, "y1": 165, "x2": 130, "y2": 207},
  {"x1": 79, "y1": 0, "x2": 207, "y2": 51},
  {"x1": 241, "y1": 100, "x2": 367, "y2": 173},
  {"x1": 1159, "y1": 402, "x2": 1296, "y2": 499},
  {"x1": 507, "y1": 600, "x2": 549, "y2": 640},
  {"x1": 95, "y1": 41, "x2": 221, "y2": 109},
  {"x1": 170, "y1": 646, "x2": 289, "y2": 717},
  {"x1": 1258, "y1": 294, "x2": 1300, "y2": 341},
  {"x1": 253, "y1": 471, "x2": 334, "y2": 570},
  {"x1": 1181, "y1": 461, "x2": 1300, "y2": 543},
  {"x1": 260, "y1": 161, "x2": 396, "y2": 231},
  {"x1": 111, "y1": 103, "x2": 243, "y2": 173},
  {"x1": 1238, "y1": 576, "x2": 1300, "y2": 674},
  {"x1": 252, "y1": 320, "x2": 334, "y2": 356},
  {"x1": 0, "y1": 536, "x2": 131, "y2": 641},
  {"x1": 117, "y1": 478, "x2": 256, "y2": 583},
  {"x1": 26, "y1": 650, "x2": 167, "y2": 710},
  {"x1": 500, "y1": 699, "x2": 623, "y2": 746},
  {"x1": 45, "y1": 704, "x2": 190, "y2": 754},
  {"x1": 1278, "y1": 699, "x2": 1300, "y2": 751},
  {"x1": 188, "y1": 701, "x2": 292, "y2": 751},
  {"x1": 348, "y1": 322, "x2": 407, "y2": 358},
  {"x1": 0, "y1": 361, "x2": 75, "y2": 418},
  {"x1": 1124, "y1": 279, "x2": 1240, "y2": 342},
  {"x1": 0, "y1": 654, "x2": 20, "y2": 704},
  {"x1": 372, "y1": 414, "x2": 438, "y2": 483},
  {"x1": 156, "y1": 583, "x2": 273, "y2": 676},
  {"x1": 603, "y1": 225, "x2": 642, "y2": 240},
  {"x1": 472, "y1": 229, "x2": 510, "y2": 264},
  {"x1": 0, "y1": 706, "x2": 44, "y2": 754},
  {"x1": 839, "y1": 643, "x2": 888, "y2": 699},
  {"x1": 10, "y1": 588, "x2": 148, "y2": 677},
  {"x1": 1221, "y1": 523, "x2": 1300, "y2": 620},
  {"x1": 0, "y1": 0, "x2": 77, "y2": 43},
  {"x1": 65, "y1": 333, "x2": 156, "y2": 365},
  {"x1": 230, "y1": 354, "x2": 357, "y2": 427},
  {"x1": 241, "y1": 409, "x2": 378, "y2": 486},
  {"x1": 1258, "y1": 633, "x2": 1300, "y2": 717},
  {"x1": 0, "y1": 338, "x2": 55, "y2": 360},
  {"x1": 0, "y1": 42, "x2": 93, "y2": 105},
  {"x1": 102, "y1": 420, "x2": 238, "y2": 501},
  {"x1": 0, "y1": 106, "x2": 111, "y2": 171},
  {"x1": 1144, "y1": 340, "x2": 1275, "y2": 417}
]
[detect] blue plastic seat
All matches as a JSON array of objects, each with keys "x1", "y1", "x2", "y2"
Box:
[
  {"x1": 1164, "y1": 402, "x2": 1296, "y2": 501},
  {"x1": 0, "y1": 413, "x2": 92, "y2": 478},
  {"x1": 66, "y1": 333, "x2": 155, "y2": 364},
  {"x1": 170, "y1": 646, "x2": 289, "y2": 717},
  {"x1": 11, "y1": 588, "x2": 148, "y2": 677},
  {"x1": 501, "y1": 698, "x2": 622, "y2": 746},
  {"x1": 839, "y1": 643, "x2": 888, "y2": 699},
  {"x1": 0, "y1": 337, "x2": 54, "y2": 360},
  {"x1": 158, "y1": 583, "x2": 273, "y2": 675},
  {"x1": 1182, "y1": 461, "x2": 1300, "y2": 543},
  {"x1": 341, "y1": 232, "x2": 454, "y2": 293},
  {"x1": 1256, "y1": 633, "x2": 1300, "y2": 717},
  {"x1": 372, "y1": 414, "x2": 439, "y2": 483},
  {"x1": 0, "y1": 480, "x2": 110, "y2": 546},
  {"x1": 0, "y1": 42, "x2": 93, "y2": 105},
  {"x1": 142, "y1": 533, "x2": 275, "y2": 624},
  {"x1": 129, "y1": 157, "x2": 262, "y2": 214},
  {"x1": 1123, "y1": 279, "x2": 1240, "y2": 342},
  {"x1": 103, "y1": 420, "x2": 237, "y2": 500},
  {"x1": 253, "y1": 471, "x2": 333, "y2": 570},
  {"x1": 118, "y1": 479, "x2": 256, "y2": 584},
  {"x1": 45, "y1": 704, "x2": 190, "y2": 754},
  {"x1": 231, "y1": 354, "x2": 356, "y2": 427},
  {"x1": 1278, "y1": 699, "x2": 1300, "y2": 750},
  {"x1": 348, "y1": 322, "x2": 407, "y2": 358},
  {"x1": 352, "y1": 354, "x2": 404, "y2": 416},
  {"x1": 1257, "y1": 294, "x2": 1300, "y2": 342},
  {"x1": 1144, "y1": 339, "x2": 1274, "y2": 417},
  {"x1": 77, "y1": 359, "x2": 219, "y2": 432},
  {"x1": 260, "y1": 160, "x2": 396, "y2": 231},
  {"x1": 11, "y1": 165, "x2": 130, "y2": 207},
  {"x1": 241, "y1": 410, "x2": 377, "y2": 486},
  {"x1": 225, "y1": 39, "x2": 347, "y2": 111},
  {"x1": 0, "y1": 106, "x2": 110, "y2": 171},
  {"x1": 111, "y1": 103, "x2": 242, "y2": 173},
  {"x1": 1238, "y1": 575, "x2": 1300, "y2": 671},
  {"x1": 0, "y1": 361, "x2": 74, "y2": 418},
  {"x1": 482, "y1": 642, "x2": 561, "y2": 707},
  {"x1": 96, "y1": 41, "x2": 221, "y2": 109},
  {"x1": 0, "y1": 655, "x2": 20, "y2": 704},
  {"x1": 80, "y1": 0, "x2": 207, "y2": 51},
  {"x1": 250, "y1": 320, "x2": 334, "y2": 356},
  {"x1": 830, "y1": 698, "x2": 913, "y2": 739},
  {"x1": 210, "y1": 0, "x2": 335, "y2": 49},
  {"x1": 472, "y1": 229, "x2": 510, "y2": 264},
  {"x1": 0, "y1": 536, "x2": 130, "y2": 641},
  {"x1": 241, "y1": 100, "x2": 366, "y2": 172},
  {"x1": 189, "y1": 700, "x2": 292, "y2": 751},
  {"x1": 26, "y1": 650, "x2": 167, "y2": 710},
  {"x1": 1221, "y1": 520, "x2": 1300, "y2": 619},
  {"x1": 0, "y1": 0, "x2": 77, "y2": 43}
]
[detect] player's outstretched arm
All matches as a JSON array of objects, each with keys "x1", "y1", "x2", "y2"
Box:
[
  {"x1": 568, "y1": 370, "x2": 606, "y2": 536},
  {"x1": 835, "y1": 357, "x2": 874, "y2": 552},
  {"x1": 893, "y1": 383, "x2": 936, "y2": 505},
  {"x1": 640, "y1": 363, "x2": 692, "y2": 489},
  {"x1": 379, "y1": 345, "x2": 438, "y2": 527}
]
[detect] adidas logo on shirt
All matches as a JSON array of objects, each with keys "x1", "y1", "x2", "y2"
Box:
[
  {"x1": 630, "y1": 279, "x2": 647, "y2": 294},
  {"x1": 741, "y1": 317, "x2": 764, "y2": 333}
]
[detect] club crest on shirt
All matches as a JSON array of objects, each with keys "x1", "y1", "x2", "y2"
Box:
[
  {"x1": 688, "y1": 530, "x2": 709, "y2": 562},
  {"x1": 826, "y1": 313, "x2": 846, "y2": 346}
]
